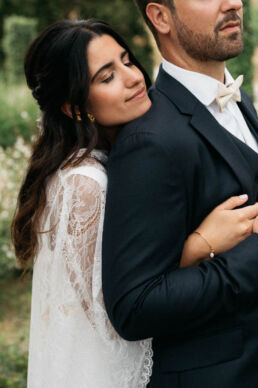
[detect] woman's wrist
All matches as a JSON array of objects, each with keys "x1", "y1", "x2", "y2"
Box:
[
  {"x1": 193, "y1": 231, "x2": 215, "y2": 258},
  {"x1": 180, "y1": 232, "x2": 211, "y2": 268}
]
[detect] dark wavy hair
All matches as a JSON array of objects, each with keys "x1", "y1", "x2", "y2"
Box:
[{"x1": 12, "y1": 18, "x2": 151, "y2": 270}]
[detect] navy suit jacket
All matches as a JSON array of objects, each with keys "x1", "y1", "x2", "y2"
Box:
[{"x1": 102, "y1": 67, "x2": 258, "y2": 388}]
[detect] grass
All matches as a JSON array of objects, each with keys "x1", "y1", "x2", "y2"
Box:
[
  {"x1": 0, "y1": 272, "x2": 31, "y2": 348},
  {"x1": 0, "y1": 273, "x2": 31, "y2": 388}
]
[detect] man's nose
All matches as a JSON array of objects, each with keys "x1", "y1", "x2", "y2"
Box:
[{"x1": 221, "y1": 0, "x2": 243, "y2": 13}]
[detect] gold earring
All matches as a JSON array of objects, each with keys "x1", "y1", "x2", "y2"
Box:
[
  {"x1": 87, "y1": 113, "x2": 95, "y2": 123},
  {"x1": 76, "y1": 113, "x2": 82, "y2": 121}
]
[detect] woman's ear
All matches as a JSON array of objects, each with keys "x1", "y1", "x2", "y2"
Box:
[
  {"x1": 61, "y1": 103, "x2": 81, "y2": 120},
  {"x1": 61, "y1": 102, "x2": 73, "y2": 119},
  {"x1": 146, "y1": 3, "x2": 171, "y2": 35}
]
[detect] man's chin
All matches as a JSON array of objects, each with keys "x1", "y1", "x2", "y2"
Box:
[
  {"x1": 217, "y1": 39, "x2": 243, "y2": 61},
  {"x1": 223, "y1": 46, "x2": 243, "y2": 61}
]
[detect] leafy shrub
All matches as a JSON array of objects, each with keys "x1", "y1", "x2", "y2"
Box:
[
  {"x1": 2, "y1": 16, "x2": 37, "y2": 84},
  {"x1": 0, "y1": 275, "x2": 31, "y2": 388},
  {"x1": 0, "y1": 138, "x2": 31, "y2": 278},
  {"x1": 0, "y1": 344, "x2": 27, "y2": 388},
  {"x1": 227, "y1": 0, "x2": 254, "y2": 98},
  {"x1": 0, "y1": 77, "x2": 38, "y2": 148},
  {"x1": 252, "y1": 7, "x2": 258, "y2": 46}
]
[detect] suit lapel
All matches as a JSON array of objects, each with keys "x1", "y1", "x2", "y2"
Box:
[
  {"x1": 155, "y1": 68, "x2": 254, "y2": 197},
  {"x1": 238, "y1": 90, "x2": 258, "y2": 138},
  {"x1": 190, "y1": 104, "x2": 254, "y2": 197}
]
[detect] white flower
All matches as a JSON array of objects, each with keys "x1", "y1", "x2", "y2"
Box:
[
  {"x1": 7, "y1": 182, "x2": 15, "y2": 189},
  {"x1": 13, "y1": 150, "x2": 21, "y2": 159},
  {"x1": 21, "y1": 111, "x2": 29, "y2": 119},
  {"x1": 1, "y1": 210, "x2": 9, "y2": 218},
  {"x1": 6, "y1": 159, "x2": 14, "y2": 167},
  {"x1": 2, "y1": 244, "x2": 9, "y2": 252},
  {"x1": 7, "y1": 251, "x2": 15, "y2": 259}
]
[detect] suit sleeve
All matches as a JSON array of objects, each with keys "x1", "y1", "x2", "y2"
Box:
[{"x1": 102, "y1": 130, "x2": 258, "y2": 341}]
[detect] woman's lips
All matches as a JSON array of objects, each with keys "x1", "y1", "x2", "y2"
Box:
[{"x1": 126, "y1": 87, "x2": 146, "y2": 102}]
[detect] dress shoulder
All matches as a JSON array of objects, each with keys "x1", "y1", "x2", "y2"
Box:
[{"x1": 60, "y1": 148, "x2": 108, "y2": 190}]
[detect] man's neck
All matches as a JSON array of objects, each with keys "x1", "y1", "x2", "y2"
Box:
[{"x1": 162, "y1": 49, "x2": 226, "y2": 83}]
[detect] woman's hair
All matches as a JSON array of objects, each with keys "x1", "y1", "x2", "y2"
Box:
[{"x1": 12, "y1": 18, "x2": 151, "y2": 270}]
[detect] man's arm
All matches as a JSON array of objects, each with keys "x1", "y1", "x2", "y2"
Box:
[{"x1": 102, "y1": 131, "x2": 258, "y2": 340}]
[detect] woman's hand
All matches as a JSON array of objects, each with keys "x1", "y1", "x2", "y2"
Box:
[
  {"x1": 253, "y1": 216, "x2": 258, "y2": 233},
  {"x1": 180, "y1": 195, "x2": 258, "y2": 268}
]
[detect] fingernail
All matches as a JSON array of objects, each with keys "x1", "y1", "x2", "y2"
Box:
[{"x1": 239, "y1": 194, "x2": 248, "y2": 200}]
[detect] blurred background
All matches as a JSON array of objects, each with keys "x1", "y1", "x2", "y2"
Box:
[{"x1": 0, "y1": 0, "x2": 257, "y2": 387}]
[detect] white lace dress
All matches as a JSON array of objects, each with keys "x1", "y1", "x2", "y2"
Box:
[{"x1": 27, "y1": 149, "x2": 153, "y2": 388}]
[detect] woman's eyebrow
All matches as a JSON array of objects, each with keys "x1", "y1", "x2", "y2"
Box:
[
  {"x1": 91, "y1": 62, "x2": 113, "y2": 83},
  {"x1": 91, "y1": 50, "x2": 128, "y2": 82},
  {"x1": 121, "y1": 50, "x2": 128, "y2": 59}
]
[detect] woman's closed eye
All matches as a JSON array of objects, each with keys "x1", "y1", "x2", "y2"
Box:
[
  {"x1": 101, "y1": 72, "x2": 114, "y2": 84},
  {"x1": 123, "y1": 53, "x2": 133, "y2": 67},
  {"x1": 124, "y1": 60, "x2": 133, "y2": 67},
  {"x1": 101, "y1": 59, "x2": 133, "y2": 84}
]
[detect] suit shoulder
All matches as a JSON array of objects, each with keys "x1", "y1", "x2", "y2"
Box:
[{"x1": 115, "y1": 87, "x2": 186, "y2": 145}]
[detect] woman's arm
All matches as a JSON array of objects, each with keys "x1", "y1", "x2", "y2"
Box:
[
  {"x1": 180, "y1": 195, "x2": 258, "y2": 267},
  {"x1": 60, "y1": 172, "x2": 102, "y2": 319}
]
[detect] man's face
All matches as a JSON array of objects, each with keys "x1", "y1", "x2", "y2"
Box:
[{"x1": 169, "y1": 0, "x2": 243, "y2": 62}]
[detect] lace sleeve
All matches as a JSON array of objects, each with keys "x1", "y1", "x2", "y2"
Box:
[
  {"x1": 47, "y1": 169, "x2": 153, "y2": 388},
  {"x1": 59, "y1": 173, "x2": 102, "y2": 324}
]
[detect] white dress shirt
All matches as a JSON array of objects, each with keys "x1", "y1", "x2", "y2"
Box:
[{"x1": 162, "y1": 58, "x2": 258, "y2": 153}]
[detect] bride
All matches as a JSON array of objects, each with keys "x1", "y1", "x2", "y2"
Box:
[{"x1": 12, "y1": 19, "x2": 258, "y2": 388}]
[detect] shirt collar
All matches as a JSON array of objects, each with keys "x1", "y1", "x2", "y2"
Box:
[{"x1": 162, "y1": 58, "x2": 234, "y2": 107}]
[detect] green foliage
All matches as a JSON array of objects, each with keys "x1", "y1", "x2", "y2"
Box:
[
  {"x1": 0, "y1": 275, "x2": 31, "y2": 387},
  {"x1": 0, "y1": 344, "x2": 27, "y2": 388},
  {"x1": 0, "y1": 273, "x2": 31, "y2": 388},
  {"x1": 0, "y1": 218, "x2": 14, "y2": 277},
  {"x1": 0, "y1": 0, "x2": 153, "y2": 80},
  {"x1": 0, "y1": 139, "x2": 31, "y2": 278},
  {"x1": 253, "y1": 7, "x2": 258, "y2": 47},
  {"x1": 2, "y1": 16, "x2": 37, "y2": 83},
  {"x1": 0, "y1": 82, "x2": 34, "y2": 278},
  {"x1": 227, "y1": 0, "x2": 254, "y2": 98},
  {"x1": 0, "y1": 77, "x2": 38, "y2": 148}
]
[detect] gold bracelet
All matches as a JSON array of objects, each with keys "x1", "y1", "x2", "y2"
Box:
[{"x1": 193, "y1": 231, "x2": 215, "y2": 258}]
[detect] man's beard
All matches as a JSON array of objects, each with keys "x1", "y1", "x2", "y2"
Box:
[{"x1": 172, "y1": 11, "x2": 243, "y2": 62}]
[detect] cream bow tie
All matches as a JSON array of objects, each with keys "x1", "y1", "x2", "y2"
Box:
[{"x1": 216, "y1": 75, "x2": 243, "y2": 112}]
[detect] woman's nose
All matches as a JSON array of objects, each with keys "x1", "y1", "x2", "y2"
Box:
[{"x1": 123, "y1": 66, "x2": 142, "y2": 88}]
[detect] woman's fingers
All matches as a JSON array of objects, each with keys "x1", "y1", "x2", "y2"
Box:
[
  {"x1": 240, "y1": 219, "x2": 255, "y2": 237},
  {"x1": 217, "y1": 194, "x2": 248, "y2": 210},
  {"x1": 236, "y1": 202, "x2": 258, "y2": 220},
  {"x1": 253, "y1": 216, "x2": 258, "y2": 233}
]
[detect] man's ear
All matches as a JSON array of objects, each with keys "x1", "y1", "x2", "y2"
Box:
[
  {"x1": 146, "y1": 3, "x2": 171, "y2": 35},
  {"x1": 61, "y1": 102, "x2": 73, "y2": 119}
]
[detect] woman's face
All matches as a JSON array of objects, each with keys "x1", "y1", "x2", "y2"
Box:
[{"x1": 87, "y1": 34, "x2": 151, "y2": 127}]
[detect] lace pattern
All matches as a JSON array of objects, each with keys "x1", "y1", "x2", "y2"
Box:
[{"x1": 27, "y1": 149, "x2": 153, "y2": 388}]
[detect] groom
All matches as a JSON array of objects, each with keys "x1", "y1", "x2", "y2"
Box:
[{"x1": 102, "y1": 0, "x2": 258, "y2": 387}]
